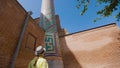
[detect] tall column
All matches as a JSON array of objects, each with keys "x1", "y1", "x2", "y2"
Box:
[{"x1": 39, "y1": 0, "x2": 63, "y2": 68}]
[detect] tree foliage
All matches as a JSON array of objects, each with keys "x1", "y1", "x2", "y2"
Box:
[{"x1": 76, "y1": 0, "x2": 120, "y2": 22}]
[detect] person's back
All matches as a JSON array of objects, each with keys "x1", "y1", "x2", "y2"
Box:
[
  {"x1": 28, "y1": 46, "x2": 48, "y2": 68},
  {"x1": 36, "y1": 56, "x2": 48, "y2": 68}
]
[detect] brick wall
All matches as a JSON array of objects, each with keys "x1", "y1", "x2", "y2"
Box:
[
  {"x1": 0, "y1": 0, "x2": 26, "y2": 67},
  {"x1": 0, "y1": 0, "x2": 45, "y2": 68},
  {"x1": 60, "y1": 24, "x2": 120, "y2": 68},
  {"x1": 15, "y1": 17, "x2": 45, "y2": 68}
]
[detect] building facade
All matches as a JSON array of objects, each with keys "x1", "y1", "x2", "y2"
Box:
[{"x1": 0, "y1": 0, "x2": 120, "y2": 68}]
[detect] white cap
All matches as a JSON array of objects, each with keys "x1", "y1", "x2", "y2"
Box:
[{"x1": 35, "y1": 46, "x2": 46, "y2": 56}]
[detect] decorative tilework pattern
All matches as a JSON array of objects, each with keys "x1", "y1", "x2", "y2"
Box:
[
  {"x1": 45, "y1": 33, "x2": 56, "y2": 53},
  {"x1": 39, "y1": 0, "x2": 60, "y2": 56}
]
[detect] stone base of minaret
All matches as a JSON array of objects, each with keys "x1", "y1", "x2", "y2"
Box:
[
  {"x1": 48, "y1": 60, "x2": 63, "y2": 68},
  {"x1": 46, "y1": 57, "x2": 64, "y2": 68}
]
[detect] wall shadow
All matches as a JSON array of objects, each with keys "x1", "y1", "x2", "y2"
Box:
[{"x1": 60, "y1": 35, "x2": 82, "y2": 68}]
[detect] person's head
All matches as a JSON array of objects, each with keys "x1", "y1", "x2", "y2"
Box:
[{"x1": 35, "y1": 45, "x2": 46, "y2": 57}]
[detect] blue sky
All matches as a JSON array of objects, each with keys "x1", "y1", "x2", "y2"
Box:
[{"x1": 18, "y1": 0, "x2": 120, "y2": 33}]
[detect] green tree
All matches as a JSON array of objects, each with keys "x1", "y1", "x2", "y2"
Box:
[{"x1": 76, "y1": 0, "x2": 120, "y2": 22}]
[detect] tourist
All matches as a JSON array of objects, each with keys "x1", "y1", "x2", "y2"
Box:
[{"x1": 28, "y1": 45, "x2": 48, "y2": 68}]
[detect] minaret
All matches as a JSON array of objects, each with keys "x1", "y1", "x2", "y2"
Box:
[
  {"x1": 40, "y1": 0, "x2": 55, "y2": 31},
  {"x1": 39, "y1": 0, "x2": 64, "y2": 68}
]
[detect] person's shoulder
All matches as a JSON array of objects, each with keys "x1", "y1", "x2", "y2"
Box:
[
  {"x1": 29, "y1": 57, "x2": 36, "y2": 63},
  {"x1": 38, "y1": 57, "x2": 47, "y2": 61}
]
